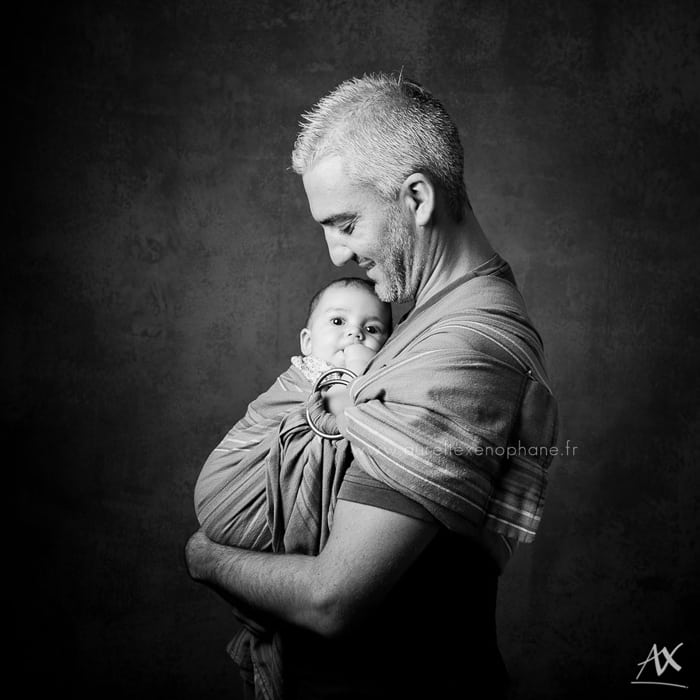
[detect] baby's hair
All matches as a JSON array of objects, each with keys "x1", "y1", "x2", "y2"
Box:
[{"x1": 305, "y1": 277, "x2": 393, "y2": 328}]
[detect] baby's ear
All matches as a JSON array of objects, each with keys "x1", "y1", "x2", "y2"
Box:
[{"x1": 299, "y1": 328, "x2": 312, "y2": 356}]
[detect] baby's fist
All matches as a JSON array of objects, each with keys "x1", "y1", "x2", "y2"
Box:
[{"x1": 343, "y1": 344, "x2": 377, "y2": 375}]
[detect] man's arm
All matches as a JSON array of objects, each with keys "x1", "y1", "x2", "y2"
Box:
[{"x1": 185, "y1": 498, "x2": 438, "y2": 637}]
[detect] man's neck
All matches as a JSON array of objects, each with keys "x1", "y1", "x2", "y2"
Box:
[{"x1": 412, "y1": 209, "x2": 496, "y2": 307}]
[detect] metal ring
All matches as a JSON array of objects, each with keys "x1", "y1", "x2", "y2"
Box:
[
  {"x1": 312, "y1": 367, "x2": 358, "y2": 392},
  {"x1": 305, "y1": 367, "x2": 358, "y2": 439}
]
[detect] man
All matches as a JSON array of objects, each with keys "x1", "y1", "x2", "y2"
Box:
[{"x1": 186, "y1": 73, "x2": 558, "y2": 699}]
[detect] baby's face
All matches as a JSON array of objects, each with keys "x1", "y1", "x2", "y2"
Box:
[{"x1": 300, "y1": 285, "x2": 391, "y2": 366}]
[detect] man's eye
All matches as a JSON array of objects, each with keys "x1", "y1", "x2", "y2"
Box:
[
  {"x1": 339, "y1": 221, "x2": 355, "y2": 235},
  {"x1": 330, "y1": 317, "x2": 344, "y2": 326}
]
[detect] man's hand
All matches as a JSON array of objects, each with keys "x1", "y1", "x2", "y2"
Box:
[
  {"x1": 185, "y1": 530, "x2": 274, "y2": 635},
  {"x1": 185, "y1": 529, "x2": 214, "y2": 582}
]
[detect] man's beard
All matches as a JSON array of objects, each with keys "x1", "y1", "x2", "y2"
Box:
[{"x1": 373, "y1": 203, "x2": 417, "y2": 304}]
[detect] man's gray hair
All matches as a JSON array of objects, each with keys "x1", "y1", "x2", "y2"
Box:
[{"x1": 291, "y1": 72, "x2": 469, "y2": 222}]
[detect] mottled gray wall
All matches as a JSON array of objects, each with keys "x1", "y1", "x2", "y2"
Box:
[{"x1": 9, "y1": 1, "x2": 699, "y2": 698}]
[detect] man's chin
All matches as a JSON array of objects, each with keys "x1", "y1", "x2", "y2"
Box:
[
  {"x1": 374, "y1": 278, "x2": 410, "y2": 304},
  {"x1": 374, "y1": 287, "x2": 394, "y2": 303},
  {"x1": 371, "y1": 274, "x2": 395, "y2": 303}
]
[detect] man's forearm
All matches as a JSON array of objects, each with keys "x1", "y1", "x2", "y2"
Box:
[
  {"x1": 186, "y1": 532, "x2": 331, "y2": 633},
  {"x1": 187, "y1": 500, "x2": 439, "y2": 639}
]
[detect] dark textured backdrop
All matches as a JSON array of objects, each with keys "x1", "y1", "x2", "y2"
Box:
[{"x1": 8, "y1": 1, "x2": 699, "y2": 698}]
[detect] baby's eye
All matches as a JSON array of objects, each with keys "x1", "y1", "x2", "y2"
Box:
[
  {"x1": 365, "y1": 325, "x2": 381, "y2": 334},
  {"x1": 330, "y1": 317, "x2": 344, "y2": 326}
]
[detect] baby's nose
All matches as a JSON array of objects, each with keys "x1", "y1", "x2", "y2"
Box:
[{"x1": 346, "y1": 325, "x2": 364, "y2": 340}]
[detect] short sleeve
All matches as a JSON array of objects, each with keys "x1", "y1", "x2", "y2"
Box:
[{"x1": 337, "y1": 461, "x2": 436, "y2": 523}]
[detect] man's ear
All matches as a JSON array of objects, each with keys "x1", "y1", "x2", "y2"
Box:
[
  {"x1": 300, "y1": 327, "x2": 312, "y2": 356},
  {"x1": 399, "y1": 172, "x2": 435, "y2": 227}
]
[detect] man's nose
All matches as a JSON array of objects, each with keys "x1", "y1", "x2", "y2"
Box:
[{"x1": 324, "y1": 230, "x2": 354, "y2": 267}]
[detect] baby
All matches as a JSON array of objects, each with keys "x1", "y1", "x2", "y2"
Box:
[
  {"x1": 296, "y1": 277, "x2": 391, "y2": 381},
  {"x1": 194, "y1": 276, "x2": 392, "y2": 553}
]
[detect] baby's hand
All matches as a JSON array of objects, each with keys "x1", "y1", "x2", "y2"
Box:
[{"x1": 343, "y1": 344, "x2": 377, "y2": 375}]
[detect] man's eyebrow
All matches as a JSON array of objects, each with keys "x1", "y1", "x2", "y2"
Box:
[{"x1": 318, "y1": 212, "x2": 356, "y2": 226}]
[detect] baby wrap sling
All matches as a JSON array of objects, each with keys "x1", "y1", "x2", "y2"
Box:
[
  {"x1": 194, "y1": 358, "x2": 352, "y2": 699},
  {"x1": 193, "y1": 256, "x2": 558, "y2": 700}
]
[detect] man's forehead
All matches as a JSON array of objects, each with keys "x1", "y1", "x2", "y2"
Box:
[{"x1": 302, "y1": 155, "x2": 358, "y2": 221}]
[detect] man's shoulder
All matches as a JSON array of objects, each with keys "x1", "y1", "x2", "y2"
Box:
[
  {"x1": 446, "y1": 272, "x2": 526, "y2": 316},
  {"x1": 428, "y1": 273, "x2": 535, "y2": 339},
  {"x1": 390, "y1": 273, "x2": 549, "y2": 380}
]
